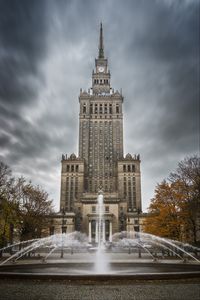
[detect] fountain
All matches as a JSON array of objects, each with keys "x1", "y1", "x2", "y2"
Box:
[
  {"x1": 94, "y1": 191, "x2": 109, "y2": 274},
  {"x1": 0, "y1": 191, "x2": 200, "y2": 280}
]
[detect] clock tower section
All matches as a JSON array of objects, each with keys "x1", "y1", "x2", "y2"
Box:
[{"x1": 92, "y1": 23, "x2": 110, "y2": 94}]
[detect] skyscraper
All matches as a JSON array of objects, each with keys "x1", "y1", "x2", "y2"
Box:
[{"x1": 60, "y1": 24, "x2": 142, "y2": 241}]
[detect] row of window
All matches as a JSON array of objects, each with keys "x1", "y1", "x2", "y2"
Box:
[
  {"x1": 65, "y1": 178, "x2": 79, "y2": 211},
  {"x1": 64, "y1": 165, "x2": 79, "y2": 172},
  {"x1": 87, "y1": 181, "x2": 114, "y2": 193},
  {"x1": 124, "y1": 177, "x2": 136, "y2": 181},
  {"x1": 128, "y1": 195, "x2": 137, "y2": 210},
  {"x1": 82, "y1": 103, "x2": 120, "y2": 114},
  {"x1": 123, "y1": 164, "x2": 135, "y2": 172},
  {"x1": 93, "y1": 79, "x2": 109, "y2": 85},
  {"x1": 82, "y1": 120, "x2": 112, "y2": 126}
]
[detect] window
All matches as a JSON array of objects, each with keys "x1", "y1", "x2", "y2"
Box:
[
  {"x1": 67, "y1": 165, "x2": 70, "y2": 172},
  {"x1": 105, "y1": 206, "x2": 109, "y2": 213},
  {"x1": 91, "y1": 220, "x2": 96, "y2": 238},
  {"x1": 83, "y1": 104, "x2": 86, "y2": 113},
  {"x1": 128, "y1": 165, "x2": 131, "y2": 172},
  {"x1": 100, "y1": 104, "x2": 102, "y2": 114},
  {"x1": 132, "y1": 165, "x2": 135, "y2": 172},
  {"x1": 104, "y1": 104, "x2": 107, "y2": 114},
  {"x1": 76, "y1": 165, "x2": 79, "y2": 172},
  {"x1": 90, "y1": 104, "x2": 93, "y2": 114},
  {"x1": 123, "y1": 165, "x2": 126, "y2": 172},
  {"x1": 116, "y1": 104, "x2": 119, "y2": 113},
  {"x1": 109, "y1": 104, "x2": 112, "y2": 114},
  {"x1": 50, "y1": 226, "x2": 54, "y2": 235},
  {"x1": 62, "y1": 226, "x2": 67, "y2": 233},
  {"x1": 92, "y1": 206, "x2": 96, "y2": 213},
  {"x1": 71, "y1": 165, "x2": 74, "y2": 172}
]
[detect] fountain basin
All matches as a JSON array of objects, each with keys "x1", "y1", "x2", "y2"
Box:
[
  {"x1": 0, "y1": 229, "x2": 199, "y2": 282},
  {"x1": 0, "y1": 261, "x2": 200, "y2": 281}
]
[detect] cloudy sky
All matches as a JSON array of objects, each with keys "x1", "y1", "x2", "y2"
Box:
[{"x1": 0, "y1": 0, "x2": 199, "y2": 211}]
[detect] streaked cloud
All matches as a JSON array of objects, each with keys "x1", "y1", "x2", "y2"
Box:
[{"x1": 0, "y1": 0, "x2": 199, "y2": 210}]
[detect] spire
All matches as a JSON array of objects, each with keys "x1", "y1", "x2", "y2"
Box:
[{"x1": 98, "y1": 22, "x2": 104, "y2": 59}]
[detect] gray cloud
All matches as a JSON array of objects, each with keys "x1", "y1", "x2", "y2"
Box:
[
  {"x1": 0, "y1": 0, "x2": 199, "y2": 210},
  {"x1": 0, "y1": 0, "x2": 47, "y2": 109}
]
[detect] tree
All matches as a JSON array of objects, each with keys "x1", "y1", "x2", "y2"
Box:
[
  {"x1": 0, "y1": 161, "x2": 12, "y2": 200},
  {"x1": 169, "y1": 155, "x2": 200, "y2": 244},
  {"x1": 144, "y1": 180, "x2": 188, "y2": 241},
  {"x1": 0, "y1": 162, "x2": 21, "y2": 248},
  {"x1": 0, "y1": 161, "x2": 53, "y2": 246},
  {"x1": 144, "y1": 156, "x2": 200, "y2": 244},
  {"x1": 20, "y1": 182, "x2": 53, "y2": 240}
]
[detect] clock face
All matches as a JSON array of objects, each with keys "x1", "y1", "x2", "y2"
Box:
[{"x1": 98, "y1": 66, "x2": 104, "y2": 72}]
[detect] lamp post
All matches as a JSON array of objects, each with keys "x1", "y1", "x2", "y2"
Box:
[
  {"x1": 60, "y1": 207, "x2": 65, "y2": 259},
  {"x1": 133, "y1": 207, "x2": 141, "y2": 258},
  {"x1": 19, "y1": 220, "x2": 24, "y2": 250},
  {"x1": 9, "y1": 223, "x2": 14, "y2": 254}
]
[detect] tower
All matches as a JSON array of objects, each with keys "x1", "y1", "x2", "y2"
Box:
[
  {"x1": 79, "y1": 23, "x2": 123, "y2": 194},
  {"x1": 60, "y1": 24, "x2": 142, "y2": 239}
]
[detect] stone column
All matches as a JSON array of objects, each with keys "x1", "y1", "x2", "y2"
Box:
[
  {"x1": 109, "y1": 221, "x2": 112, "y2": 242},
  {"x1": 103, "y1": 221, "x2": 105, "y2": 243},
  {"x1": 89, "y1": 221, "x2": 92, "y2": 243},
  {"x1": 95, "y1": 220, "x2": 98, "y2": 243}
]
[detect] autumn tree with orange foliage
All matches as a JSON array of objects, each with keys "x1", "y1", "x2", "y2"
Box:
[{"x1": 144, "y1": 156, "x2": 200, "y2": 245}]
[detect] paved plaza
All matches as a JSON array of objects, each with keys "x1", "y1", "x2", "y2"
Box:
[
  {"x1": 0, "y1": 278, "x2": 200, "y2": 300},
  {"x1": 1, "y1": 252, "x2": 199, "y2": 299}
]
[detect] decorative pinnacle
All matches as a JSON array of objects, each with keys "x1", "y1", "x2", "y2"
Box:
[{"x1": 98, "y1": 22, "x2": 104, "y2": 59}]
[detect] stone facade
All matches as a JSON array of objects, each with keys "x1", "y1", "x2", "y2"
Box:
[{"x1": 57, "y1": 24, "x2": 143, "y2": 241}]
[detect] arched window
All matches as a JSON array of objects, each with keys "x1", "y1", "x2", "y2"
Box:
[{"x1": 83, "y1": 104, "x2": 86, "y2": 113}]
